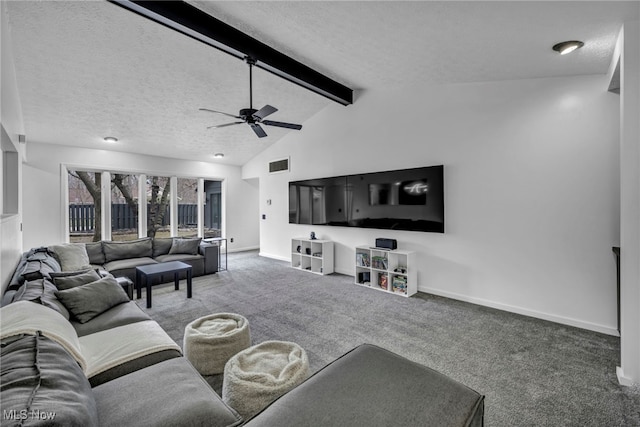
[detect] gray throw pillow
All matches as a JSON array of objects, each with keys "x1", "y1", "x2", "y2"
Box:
[
  {"x1": 55, "y1": 277, "x2": 130, "y2": 324},
  {"x1": 85, "y1": 241, "x2": 106, "y2": 265},
  {"x1": 153, "y1": 238, "x2": 174, "y2": 257},
  {"x1": 102, "y1": 238, "x2": 153, "y2": 262},
  {"x1": 169, "y1": 238, "x2": 202, "y2": 255},
  {"x1": 12, "y1": 279, "x2": 70, "y2": 320},
  {"x1": 49, "y1": 244, "x2": 92, "y2": 271},
  {"x1": 51, "y1": 269, "x2": 102, "y2": 291}
]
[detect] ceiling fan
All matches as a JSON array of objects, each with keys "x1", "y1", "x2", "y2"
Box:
[{"x1": 200, "y1": 57, "x2": 302, "y2": 138}]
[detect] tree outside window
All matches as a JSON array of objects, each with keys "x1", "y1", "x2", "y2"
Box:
[{"x1": 68, "y1": 170, "x2": 101, "y2": 243}]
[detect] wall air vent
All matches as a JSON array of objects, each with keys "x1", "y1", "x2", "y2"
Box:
[{"x1": 269, "y1": 157, "x2": 290, "y2": 174}]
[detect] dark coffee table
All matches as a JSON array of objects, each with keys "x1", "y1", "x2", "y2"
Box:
[{"x1": 135, "y1": 261, "x2": 193, "y2": 308}]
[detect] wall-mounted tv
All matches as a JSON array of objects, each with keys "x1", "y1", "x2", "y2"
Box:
[{"x1": 289, "y1": 165, "x2": 444, "y2": 233}]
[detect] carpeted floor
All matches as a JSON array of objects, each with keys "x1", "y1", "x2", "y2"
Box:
[{"x1": 139, "y1": 250, "x2": 640, "y2": 426}]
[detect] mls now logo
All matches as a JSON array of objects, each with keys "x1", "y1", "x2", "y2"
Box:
[{"x1": 3, "y1": 409, "x2": 56, "y2": 421}]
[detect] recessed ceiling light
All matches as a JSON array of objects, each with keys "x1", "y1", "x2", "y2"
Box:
[
  {"x1": 213, "y1": 153, "x2": 224, "y2": 158},
  {"x1": 552, "y1": 40, "x2": 584, "y2": 55},
  {"x1": 103, "y1": 136, "x2": 118, "y2": 143}
]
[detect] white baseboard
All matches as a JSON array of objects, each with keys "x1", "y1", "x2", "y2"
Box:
[
  {"x1": 616, "y1": 366, "x2": 638, "y2": 386},
  {"x1": 227, "y1": 245, "x2": 260, "y2": 254},
  {"x1": 259, "y1": 252, "x2": 290, "y2": 262},
  {"x1": 420, "y1": 286, "x2": 620, "y2": 337}
]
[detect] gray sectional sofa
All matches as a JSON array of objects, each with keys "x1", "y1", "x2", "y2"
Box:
[
  {"x1": 85, "y1": 237, "x2": 219, "y2": 282},
  {"x1": 2, "y1": 237, "x2": 218, "y2": 303},
  {"x1": 1, "y1": 244, "x2": 484, "y2": 426},
  {"x1": 1, "y1": 246, "x2": 241, "y2": 426}
]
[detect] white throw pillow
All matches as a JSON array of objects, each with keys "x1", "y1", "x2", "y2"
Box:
[{"x1": 49, "y1": 243, "x2": 92, "y2": 272}]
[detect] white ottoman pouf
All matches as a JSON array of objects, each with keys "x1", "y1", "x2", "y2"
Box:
[
  {"x1": 222, "y1": 340, "x2": 310, "y2": 419},
  {"x1": 183, "y1": 313, "x2": 251, "y2": 375}
]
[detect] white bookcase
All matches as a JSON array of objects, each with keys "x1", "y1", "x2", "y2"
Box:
[
  {"x1": 291, "y1": 238, "x2": 334, "y2": 275},
  {"x1": 354, "y1": 246, "x2": 417, "y2": 297}
]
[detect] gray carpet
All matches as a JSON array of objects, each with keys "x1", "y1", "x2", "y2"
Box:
[{"x1": 139, "y1": 250, "x2": 640, "y2": 426}]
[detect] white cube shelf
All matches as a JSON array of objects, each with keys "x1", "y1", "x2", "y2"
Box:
[
  {"x1": 291, "y1": 238, "x2": 334, "y2": 275},
  {"x1": 355, "y1": 246, "x2": 417, "y2": 297}
]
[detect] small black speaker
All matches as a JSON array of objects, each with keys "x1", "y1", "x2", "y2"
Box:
[{"x1": 375, "y1": 238, "x2": 397, "y2": 250}]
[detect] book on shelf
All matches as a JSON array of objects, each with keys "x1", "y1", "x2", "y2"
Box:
[
  {"x1": 378, "y1": 274, "x2": 388, "y2": 290},
  {"x1": 392, "y1": 276, "x2": 407, "y2": 294},
  {"x1": 356, "y1": 253, "x2": 370, "y2": 267},
  {"x1": 371, "y1": 256, "x2": 388, "y2": 270}
]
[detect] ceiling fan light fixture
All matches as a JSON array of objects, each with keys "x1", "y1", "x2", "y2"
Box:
[
  {"x1": 103, "y1": 136, "x2": 118, "y2": 143},
  {"x1": 552, "y1": 40, "x2": 584, "y2": 55}
]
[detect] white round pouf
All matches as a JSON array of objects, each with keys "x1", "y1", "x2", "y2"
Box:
[
  {"x1": 183, "y1": 313, "x2": 251, "y2": 375},
  {"x1": 222, "y1": 340, "x2": 310, "y2": 419}
]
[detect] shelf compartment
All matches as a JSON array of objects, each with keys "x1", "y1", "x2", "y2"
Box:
[
  {"x1": 311, "y1": 258, "x2": 323, "y2": 274},
  {"x1": 292, "y1": 253, "x2": 302, "y2": 269},
  {"x1": 391, "y1": 274, "x2": 408, "y2": 295},
  {"x1": 356, "y1": 267, "x2": 371, "y2": 285}
]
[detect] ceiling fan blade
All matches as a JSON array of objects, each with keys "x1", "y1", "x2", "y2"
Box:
[
  {"x1": 262, "y1": 120, "x2": 302, "y2": 130},
  {"x1": 252, "y1": 104, "x2": 278, "y2": 120},
  {"x1": 207, "y1": 121, "x2": 244, "y2": 129},
  {"x1": 250, "y1": 123, "x2": 268, "y2": 138},
  {"x1": 199, "y1": 108, "x2": 242, "y2": 119}
]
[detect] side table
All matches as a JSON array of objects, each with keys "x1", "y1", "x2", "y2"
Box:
[
  {"x1": 203, "y1": 237, "x2": 227, "y2": 271},
  {"x1": 135, "y1": 261, "x2": 192, "y2": 308}
]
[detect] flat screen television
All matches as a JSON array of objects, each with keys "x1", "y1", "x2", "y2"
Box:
[{"x1": 289, "y1": 165, "x2": 444, "y2": 233}]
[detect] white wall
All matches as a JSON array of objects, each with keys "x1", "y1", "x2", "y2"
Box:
[
  {"x1": 244, "y1": 74, "x2": 621, "y2": 335},
  {"x1": 1, "y1": 1, "x2": 25, "y2": 293},
  {"x1": 22, "y1": 142, "x2": 259, "y2": 253}
]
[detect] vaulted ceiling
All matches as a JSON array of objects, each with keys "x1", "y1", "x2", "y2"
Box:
[{"x1": 4, "y1": 1, "x2": 638, "y2": 165}]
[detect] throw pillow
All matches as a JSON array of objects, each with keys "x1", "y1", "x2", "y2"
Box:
[
  {"x1": 85, "y1": 241, "x2": 106, "y2": 265},
  {"x1": 169, "y1": 238, "x2": 202, "y2": 255},
  {"x1": 0, "y1": 333, "x2": 99, "y2": 426},
  {"x1": 102, "y1": 238, "x2": 153, "y2": 263},
  {"x1": 51, "y1": 269, "x2": 102, "y2": 291},
  {"x1": 49, "y1": 243, "x2": 92, "y2": 272},
  {"x1": 55, "y1": 277, "x2": 130, "y2": 324},
  {"x1": 153, "y1": 238, "x2": 174, "y2": 257},
  {"x1": 12, "y1": 278, "x2": 70, "y2": 320}
]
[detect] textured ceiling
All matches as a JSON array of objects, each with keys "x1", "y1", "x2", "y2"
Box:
[{"x1": 5, "y1": 1, "x2": 638, "y2": 166}]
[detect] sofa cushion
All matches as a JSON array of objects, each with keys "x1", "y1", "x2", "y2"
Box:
[
  {"x1": 93, "y1": 357, "x2": 242, "y2": 427},
  {"x1": 103, "y1": 238, "x2": 153, "y2": 262},
  {"x1": 56, "y1": 277, "x2": 130, "y2": 324},
  {"x1": 154, "y1": 253, "x2": 203, "y2": 263},
  {"x1": 49, "y1": 243, "x2": 92, "y2": 271},
  {"x1": 12, "y1": 278, "x2": 70, "y2": 320},
  {"x1": 169, "y1": 237, "x2": 202, "y2": 255},
  {"x1": 51, "y1": 269, "x2": 102, "y2": 290},
  {"x1": 71, "y1": 301, "x2": 152, "y2": 337},
  {"x1": 103, "y1": 257, "x2": 157, "y2": 272},
  {"x1": 85, "y1": 241, "x2": 106, "y2": 265},
  {"x1": 0, "y1": 333, "x2": 99, "y2": 426},
  {"x1": 153, "y1": 238, "x2": 174, "y2": 257}
]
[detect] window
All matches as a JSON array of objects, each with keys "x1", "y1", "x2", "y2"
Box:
[
  {"x1": 111, "y1": 174, "x2": 139, "y2": 241},
  {"x1": 68, "y1": 170, "x2": 101, "y2": 243},
  {"x1": 65, "y1": 169, "x2": 221, "y2": 242},
  {"x1": 177, "y1": 178, "x2": 198, "y2": 237},
  {"x1": 146, "y1": 175, "x2": 170, "y2": 238}
]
